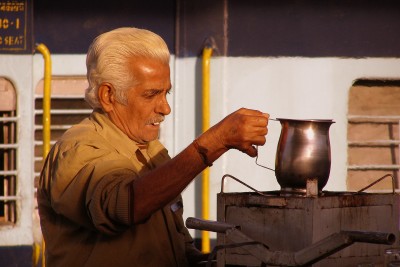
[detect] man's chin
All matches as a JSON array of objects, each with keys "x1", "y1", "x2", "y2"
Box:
[{"x1": 142, "y1": 132, "x2": 160, "y2": 143}]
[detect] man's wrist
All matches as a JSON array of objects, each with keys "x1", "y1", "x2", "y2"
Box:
[{"x1": 193, "y1": 139, "x2": 213, "y2": 167}]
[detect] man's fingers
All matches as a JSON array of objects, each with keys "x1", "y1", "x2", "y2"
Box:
[
  {"x1": 237, "y1": 108, "x2": 269, "y2": 118},
  {"x1": 243, "y1": 145, "x2": 258, "y2": 157}
]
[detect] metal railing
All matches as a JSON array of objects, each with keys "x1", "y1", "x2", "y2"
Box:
[{"x1": 348, "y1": 115, "x2": 400, "y2": 171}]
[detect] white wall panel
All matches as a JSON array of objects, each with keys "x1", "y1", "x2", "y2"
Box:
[
  {"x1": 218, "y1": 57, "x2": 400, "y2": 196},
  {"x1": 0, "y1": 55, "x2": 34, "y2": 246}
]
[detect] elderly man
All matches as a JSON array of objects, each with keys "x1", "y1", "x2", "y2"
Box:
[{"x1": 38, "y1": 27, "x2": 269, "y2": 267}]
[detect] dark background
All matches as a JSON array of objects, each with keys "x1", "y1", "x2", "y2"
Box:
[
  {"x1": 32, "y1": 0, "x2": 400, "y2": 57},
  {"x1": 33, "y1": 0, "x2": 176, "y2": 55}
]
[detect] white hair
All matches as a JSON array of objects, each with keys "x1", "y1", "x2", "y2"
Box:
[{"x1": 85, "y1": 27, "x2": 170, "y2": 108}]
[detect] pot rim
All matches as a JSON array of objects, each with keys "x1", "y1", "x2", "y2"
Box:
[{"x1": 276, "y1": 118, "x2": 335, "y2": 123}]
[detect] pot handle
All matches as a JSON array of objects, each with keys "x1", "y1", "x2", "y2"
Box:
[
  {"x1": 255, "y1": 146, "x2": 275, "y2": 171},
  {"x1": 253, "y1": 118, "x2": 279, "y2": 171}
]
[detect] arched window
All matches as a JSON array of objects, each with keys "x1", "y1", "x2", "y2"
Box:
[
  {"x1": 0, "y1": 78, "x2": 17, "y2": 224},
  {"x1": 347, "y1": 80, "x2": 400, "y2": 192}
]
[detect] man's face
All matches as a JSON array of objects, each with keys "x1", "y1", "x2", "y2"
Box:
[{"x1": 109, "y1": 57, "x2": 171, "y2": 143}]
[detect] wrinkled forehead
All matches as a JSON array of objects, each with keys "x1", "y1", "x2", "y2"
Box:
[{"x1": 127, "y1": 57, "x2": 171, "y2": 86}]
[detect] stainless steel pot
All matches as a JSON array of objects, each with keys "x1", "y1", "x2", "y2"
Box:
[{"x1": 274, "y1": 118, "x2": 335, "y2": 191}]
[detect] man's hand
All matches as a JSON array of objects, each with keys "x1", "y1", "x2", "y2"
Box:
[{"x1": 198, "y1": 108, "x2": 270, "y2": 158}]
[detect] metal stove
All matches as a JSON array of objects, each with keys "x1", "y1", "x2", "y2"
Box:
[{"x1": 187, "y1": 174, "x2": 399, "y2": 267}]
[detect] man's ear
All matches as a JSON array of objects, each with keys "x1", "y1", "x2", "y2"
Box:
[{"x1": 98, "y1": 83, "x2": 116, "y2": 112}]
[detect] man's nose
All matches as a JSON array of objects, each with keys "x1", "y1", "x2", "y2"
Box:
[{"x1": 156, "y1": 96, "x2": 171, "y2": 115}]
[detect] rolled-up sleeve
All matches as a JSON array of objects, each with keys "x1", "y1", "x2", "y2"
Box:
[
  {"x1": 87, "y1": 168, "x2": 137, "y2": 235},
  {"x1": 49, "y1": 143, "x2": 139, "y2": 235}
]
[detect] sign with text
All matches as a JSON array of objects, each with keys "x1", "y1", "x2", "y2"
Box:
[{"x1": 0, "y1": 0, "x2": 33, "y2": 54}]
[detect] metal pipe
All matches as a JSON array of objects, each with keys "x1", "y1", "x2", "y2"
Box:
[
  {"x1": 348, "y1": 140, "x2": 400, "y2": 146},
  {"x1": 201, "y1": 46, "x2": 213, "y2": 253},
  {"x1": 348, "y1": 165, "x2": 400, "y2": 170},
  {"x1": 35, "y1": 43, "x2": 52, "y2": 267},
  {"x1": 36, "y1": 43, "x2": 52, "y2": 159},
  {"x1": 34, "y1": 109, "x2": 91, "y2": 115},
  {"x1": 343, "y1": 230, "x2": 396, "y2": 244},
  {"x1": 0, "y1": 170, "x2": 18, "y2": 176},
  {"x1": 348, "y1": 115, "x2": 400, "y2": 123},
  {"x1": 0, "y1": 144, "x2": 19, "y2": 149},
  {"x1": 186, "y1": 217, "x2": 396, "y2": 266},
  {"x1": 0, "y1": 116, "x2": 18, "y2": 122},
  {"x1": 186, "y1": 217, "x2": 238, "y2": 233},
  {"x1": 294, "y1": 230, "x2": 395, "y2": 266}
]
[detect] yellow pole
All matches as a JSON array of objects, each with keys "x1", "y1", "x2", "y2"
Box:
[
  {"x1": 35, "y1": 43, "x2": 52, "y2": 267},
  {"x1": 36, "y1": 43, "x2": 52, "y2": 159},
  {"x1": 201, "y1": 46, "x2": 213, "y2": 253}
]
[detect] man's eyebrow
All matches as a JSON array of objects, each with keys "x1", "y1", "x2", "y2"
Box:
[
  {"x1": 143, "y1": 88, "x2": 161, "y2": 94},
  {"x1": 142, "y1": 88, "x2": 170, "y2": 96}
]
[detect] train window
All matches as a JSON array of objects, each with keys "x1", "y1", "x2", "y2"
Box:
[
  {"x1": 347, "y1": 80, "x2": 400, "y2": 192},
  {"x1": 0, "y1": 78, "x2": 17, "y2": 225},
  {"x1": 34, "y1": 76, "x2": 91, "y2": 183}
]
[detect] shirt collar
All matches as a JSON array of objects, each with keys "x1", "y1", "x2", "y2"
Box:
[{"x1": 89, "y1": 110, "x2": 166, "y2": 160}]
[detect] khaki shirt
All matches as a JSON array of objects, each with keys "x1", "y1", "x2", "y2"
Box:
[{"x1": 38, "y1": 110, "x2": 198, "y2": 267}]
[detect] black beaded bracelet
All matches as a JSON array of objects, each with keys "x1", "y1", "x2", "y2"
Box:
[{"x1": 193, "y1": 139, "x2": 213, "y2": 167}]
